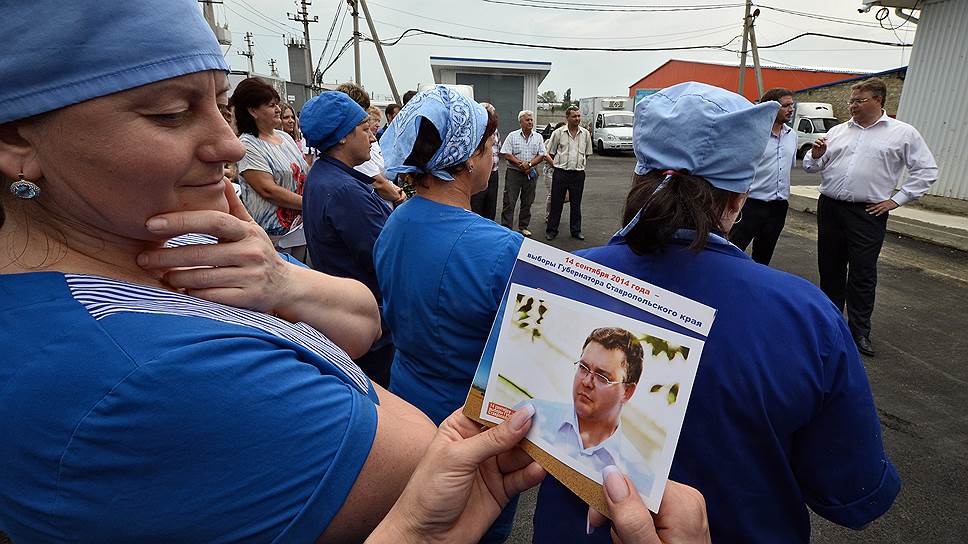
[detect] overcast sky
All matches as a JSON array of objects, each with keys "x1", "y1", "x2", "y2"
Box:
[{"x1": 214, "y1": 0, "x2": 918, "y2": 101}]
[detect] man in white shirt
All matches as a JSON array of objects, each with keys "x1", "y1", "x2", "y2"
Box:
[
  {"x1": 730, "y1": 88, "x2": 797, "y2": 265},
  {"x1": 546, "y1": 106, "x2": 594, "y2": 241},
  {"x1": 501, "y1": 110, "x2": 551, "y2": 237},
  {"x1": 803, "y1": 77, "x2": 938, "y2": 356},
  {"x1": 525, "y1": 327, "x2": 654, "y2": 493}
]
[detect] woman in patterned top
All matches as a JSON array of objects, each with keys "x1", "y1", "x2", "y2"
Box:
[{"x1": 230, "y1": 78, "x2": 309, "y2": 238}]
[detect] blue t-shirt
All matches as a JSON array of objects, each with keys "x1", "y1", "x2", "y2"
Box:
[
  {"x1": 0, "y1": 272, "x2": 378, "y2": 543},
  {"x1": 533, "y1": 236, "x2": 900, "y2": 544},
  {"x1": 373, "y1": 196, "x2": 523, "y2": 424},
  {"x1": 303, "y1": 154, "x2": 392, "y2": 301}
]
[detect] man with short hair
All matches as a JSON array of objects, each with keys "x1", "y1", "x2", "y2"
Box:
[
  {"x1": 527, "y1": 327, "x2": 654, "y2": 542},
  {"x1": 545, "y1": 106, "x2": 593, "y2": 241},
  {"x1": 377, "y1": 103, "x2": 400, "y2": 139},
  {"x1": 730, "y1": 88, "x2": 797, "y2": 264},
  {"x1": 803, "y1": 77, "x2": 937, "y2": 356},
  {"x1": 501, "y1": 110, "x2": 550, "y2": 237}
]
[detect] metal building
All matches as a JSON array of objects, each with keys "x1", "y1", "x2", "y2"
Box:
[
  {"x1": 430, "y1": 57, "x2": 552, "y2": 133},
  {"x1": 872, "y1": 0, "x2": 968, "y2": 201}
]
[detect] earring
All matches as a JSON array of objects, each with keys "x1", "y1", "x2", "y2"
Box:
[
  {"x1": 10, "y1": 173, "x2": 41, "y2": 200},
  {"x1": 467, "y1": 164, "x2": 475, "y2": 174},
  {"x1": 733, "y1": 211, "x2": 743, "y2": 225}
]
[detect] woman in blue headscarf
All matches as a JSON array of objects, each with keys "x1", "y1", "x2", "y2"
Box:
[
  {"x1": 375, "y1": 87, "x2": 522, "y2": 542},
  {"x1": 531, "y1": 83, "x2": 899, "y2": 544},
  {"x1": 0, "y1": 2, "x2": 558, "y2": 542}
]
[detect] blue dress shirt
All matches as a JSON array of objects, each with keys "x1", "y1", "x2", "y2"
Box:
[{"x1": 748, "y1": 123, "x2": 797, "y2": 201}]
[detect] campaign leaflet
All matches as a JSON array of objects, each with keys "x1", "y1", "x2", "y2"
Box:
[{"x1": 464, "y1": 238, "x2": 715, "y2": 513}]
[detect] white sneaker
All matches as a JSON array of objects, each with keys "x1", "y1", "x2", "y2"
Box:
[{"x1": 520, "y1": 229, "x2": 532, "y2": 237}]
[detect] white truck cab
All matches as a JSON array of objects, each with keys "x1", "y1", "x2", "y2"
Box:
[
  {"x1": 580, "y1": 96, "x2": 634, "y2": 154},
  {"x1": 790, "y1": 102, "x2": 839, "y2": 159}
]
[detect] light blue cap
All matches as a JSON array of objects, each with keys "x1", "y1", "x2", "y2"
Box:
[
  {"x1": 300, "y1": 92, "x2": 368, "y2": 151},
  {"x1": 633, "y1": 82, "x2": 779, "y2": 193},
  {"x1": 381, "y1": 85, "x2": 487, "y2": 182},
  {"x1": 0, "y1": 0, "x2": 228, "y2": 124}
]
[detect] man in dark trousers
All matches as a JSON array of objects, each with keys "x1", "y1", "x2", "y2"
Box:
[
  {"x1": 545, "y1": 106, "x2": 593, "y2": 241},
  {"x1": 730, "y1": 88, "x2": 796, "y2": 264},
  {"x1": 803, "y1": 77, "x2": 937, "y2": 356}
]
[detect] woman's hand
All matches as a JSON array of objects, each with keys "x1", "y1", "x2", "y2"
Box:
[
  {"x1": 137, "y1": 180, "x2": 294, "y2": 315},
  {"x1": 588, "y1": 471, "x2": 711, "y2": 544},
  {"x1": 367, "y1": 405, "x2": 546, "y2": 544}
]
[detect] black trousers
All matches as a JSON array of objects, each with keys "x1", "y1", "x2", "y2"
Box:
[
  {"x1": 546, "y1": 169, "x2": 585, "y2": 236},
  {"x1": 816, "y1": 194, "x2": 888, "y2": 339},
  {"x1": 470, "y1": 169, "x2": 499, "y2": 221},
  {"x1": 729, "y1": 198, "x2": 789, "y2": 265},
  {"x1": 501, "y1": 168, "x2": 536, "y2": 230}
]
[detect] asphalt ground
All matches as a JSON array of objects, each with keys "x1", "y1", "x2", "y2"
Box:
[{"x1": 503, "y1": 153, "x2": 968, "y2": 543}]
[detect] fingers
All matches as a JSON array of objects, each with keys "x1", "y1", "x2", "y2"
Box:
[
  {"x1": 602, "y1": 466, "x2": 660, "y2": 544},
  {"x1": 223, "y1": 179, "x2": 255, "y2": 222},
  {"x1": 138, "y1": 241, "x2": 268, "y2": 270},
  {"x1": 161, "y1": 265, "x2": 253, "y2": 291},
  {"x1": 449, "y1": 403, "x2": 535, "y2": 468},
  {"x1": 500, "y1": 460, "x2": 546, "y2": 500},
  {"x1": 145, "y1": 210, "x2": 254, "y2": 243},
  {"x1": 653, "y1": 481, "x2": 711, "y2": 543}
]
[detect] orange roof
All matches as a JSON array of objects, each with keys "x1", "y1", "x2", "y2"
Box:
[{"x1": 628, "y1": 59, "x2": 870, "y2": 102}]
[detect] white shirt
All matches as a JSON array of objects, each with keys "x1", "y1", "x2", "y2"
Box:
[
  {"x1": 748, "y1": 123, "x2": 797, "y2": 201},
  {"x1": 802, "y1": 111, "x2": 938, "y2": 206},
  {"x1": 500, "y1": 129, "x2": 547, "y2": 164},
  {"x1": 354, "y1": 141, "x2": 384, "y2": 178},
  {"x1": 526, "y1": 398, "x2": 654, "y2": 492},
  {"x1": 491, "y1": 129, "x2": 501, "y2": 172},
  {"x1": 547, "y1": 125, "x2": 593, "y2": 171}
]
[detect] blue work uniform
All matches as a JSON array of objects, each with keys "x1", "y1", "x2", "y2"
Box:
[
  {"x1": 0, "y1": 271, "x2": 377, "y2": 543},
  {"x1": 533, "y1": 231, "x2": 900, "y2": 544}
]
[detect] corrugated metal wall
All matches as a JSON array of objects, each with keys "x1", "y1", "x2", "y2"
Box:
[{"x1": 896, "y1": 0, "x2": 968, "y2": 200}]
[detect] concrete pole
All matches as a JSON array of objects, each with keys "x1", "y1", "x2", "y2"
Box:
[
  {"x1": 359, "y1": 0, "x2": 400, "y2": 104},
  {"x1": 749, "y1": 19, "x2": 765, "y2": 99},
  {"x1": 349, "y1": 0, "x2": 361, "y2": 84},
  {"x1": 738, "y1": 0, "x2": 752, "y2": 97}
]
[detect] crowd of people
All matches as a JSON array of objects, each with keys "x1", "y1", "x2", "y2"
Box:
[{"x1": 1, "y1": 0, "x2": 936, "y2": 542}]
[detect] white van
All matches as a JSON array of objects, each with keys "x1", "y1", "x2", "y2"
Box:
[
  {"x1": 791, "y1": 102, "x2": 839, "y2": 159},
  {"x1": 579, "y1": 96, "x2": 634, "y2": 154}
]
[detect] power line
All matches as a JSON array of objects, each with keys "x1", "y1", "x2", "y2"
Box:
[
  {"x1": 480, "y1": 0, "x2": 745, "y2": 13},
  {"x1": 327, "y1": 7, "x2": 349, "y2": 70},
  {"x1": 223, "y1": 5, "x2": 291, "y2": 37},
  {"x1": 370, "y1": 27, "x2": 910, "y2": 52},
  {"x1": 316, "y1": 0, "x2": 344, "y2": 75},
  {"x1": 753, "y1": 4, "x2": 883, "y2": 28},
  {"x1": 231, "y1": 0, "x2": 301, "y2": 34}
]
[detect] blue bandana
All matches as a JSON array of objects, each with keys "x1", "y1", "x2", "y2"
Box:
[
  {"x1": 633, "y1": 82, "x2": 779, "y2": 193},
  {"x1": 0, "y1": 0, "x2": 227, "y2": 124},
  {"x1": 381, "y1": 86, "x2": 487, "y2": 181}
]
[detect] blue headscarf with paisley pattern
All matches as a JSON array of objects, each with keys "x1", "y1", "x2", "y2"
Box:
[{"x1": 380, "y1": 86, "x2": 487, "y2": 182}]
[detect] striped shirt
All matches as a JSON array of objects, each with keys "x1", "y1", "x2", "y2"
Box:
[
  {"x1": 500, "y1": 129, "x2": 547, "y2": 165},
  {"x1": 238, "y1": 130, "x2": 308, "y2": 236},
  {"x1": 547, "y1": 125, "x2": 593, "y2": 171}
]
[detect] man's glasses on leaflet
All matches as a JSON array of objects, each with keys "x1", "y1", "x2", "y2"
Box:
[
  {"x1": 574, "y1": 361, "x2": 630, "y2": 387},
  {"x1": 847, "y1": 98, "x2": 872, "y2": 105}
]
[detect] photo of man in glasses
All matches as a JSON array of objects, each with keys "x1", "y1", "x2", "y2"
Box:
[{"x1": 526, "y1": 326, "x2": 655, "y2": 491}]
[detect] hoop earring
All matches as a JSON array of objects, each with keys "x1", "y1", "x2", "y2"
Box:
[
  {"x1": 10, "y1": 173, "x2": 41, "y2": 200},
  {"x1": 733, "y1": 211, "x2": 743, "y2": 225}
]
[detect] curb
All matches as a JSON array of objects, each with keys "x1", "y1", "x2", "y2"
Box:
[{"x1": 789, "y1": 187, "x2": 968, "y2": 253}]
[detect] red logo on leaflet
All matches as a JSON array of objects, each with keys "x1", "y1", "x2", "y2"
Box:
[{"x1": 486, "y1": 402, "x2": 514, "y2": 421}]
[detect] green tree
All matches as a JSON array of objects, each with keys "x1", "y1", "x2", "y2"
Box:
[
  {"x1": 561, "y1": 88, "x2": 574, "y2": 109},
  {"x1": 538, "y1": 90, "x2": 558, "y2": 104}
]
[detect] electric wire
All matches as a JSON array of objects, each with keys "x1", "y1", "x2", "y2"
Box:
[
  {"x1": 315, "y1": 0, "x2": 344, "y2": 79},
  {"x1": 480, "y1": 0, "x2": 745, "y2": 13}
]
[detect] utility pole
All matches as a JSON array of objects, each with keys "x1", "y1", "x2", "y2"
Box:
[
  {"x1": 347, "y1": 0, "x2": 362, "y2": 84},
  {"x1": 737, "y1": 0, "x2": 752, "y2": 98},
  {"x1": 288, "y1": 0, "x2": 318, "y2": 88},
  {"x1": 359, "y1": 0, "x2": 400, "y2": 104},
  {"x1": 238, "y1": 31, "x2": 255, "y2": 74},
  {"x1": 749, "y1": 9, "x2": 765, "y2": 99},
  {"x1": 269, "y1": 58, "x2": 280, "y2": 78}
]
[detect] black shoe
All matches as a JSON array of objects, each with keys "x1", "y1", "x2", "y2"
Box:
[
  {"x1": 571, "y1": 233, "x2": 585, "y2": 240},
  {"x1": 855, "y1": 336, "x2": 875, "y2": 357},
  {"x1": 546, "y1": 233, "x2": 557, "y2": 241}
]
